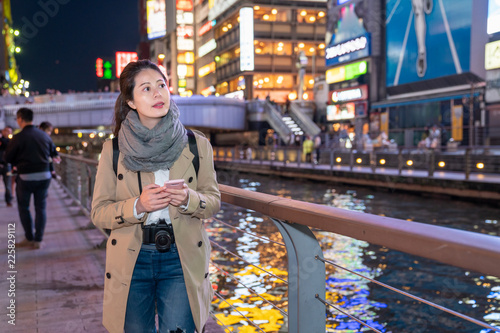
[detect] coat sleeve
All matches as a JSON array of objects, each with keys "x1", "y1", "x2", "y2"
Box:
[
  {"x1": 180, "y1": 135, "x2": 221, "y2": 220},
  {"x1": 91, "y1": 140, "x2": 147, "y2": 230}
]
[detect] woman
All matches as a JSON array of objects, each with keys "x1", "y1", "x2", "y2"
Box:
[{"x1": 91, "y1": 60, "x2": 220, "y2": 333}]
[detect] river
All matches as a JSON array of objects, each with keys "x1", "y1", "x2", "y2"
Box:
[{"x1": 209, "y1": 171, "x2": 500, "y2": 333}]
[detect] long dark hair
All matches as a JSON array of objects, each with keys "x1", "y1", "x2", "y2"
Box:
[{"x1": 113, "y1": 60, "x2": 167, "y2": 136}]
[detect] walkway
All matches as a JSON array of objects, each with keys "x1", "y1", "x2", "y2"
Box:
[{"x1": 0, "y1": 182, "x2": 223, "y2": 333}]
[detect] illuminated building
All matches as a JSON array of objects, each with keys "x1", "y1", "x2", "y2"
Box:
[
  {"x1": 139, "y1": 0, "x2": 327, "y2": 102},
  {"x1": 0, "y1": 0, "x2": 23, "y2": 96},
  {"x1": 209, "y1": 1, "x2": 327, "y2": 102},
  {"x1": 323, "y1": 0, "x2": 384, "y2": 150}
]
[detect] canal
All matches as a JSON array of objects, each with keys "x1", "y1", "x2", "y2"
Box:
[{"x1": 210, "y1": 171, "x2": 500, "y2": 333}]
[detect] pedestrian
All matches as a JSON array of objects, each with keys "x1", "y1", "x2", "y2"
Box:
[
  {"x1": 91, "y1": 60, "x2": 221, "y2": 333},
  {"x1": 313, "y1": 134, "x2": 322, "y2": 164},
  {"x1": 303, "y1": 135, "x2": 314, "y2": 163},
  {"x1": 0, "y1": 126, "x2": 13, "y2": 207},
  {"x1": 5, "y1": 108, "x2": 61, "y2": 249},
  {"x1": 39, "y1": 121, "x2": 57, "y2": 179}
]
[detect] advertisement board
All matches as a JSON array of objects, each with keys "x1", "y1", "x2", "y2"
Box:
[
  {"x1": 240, "y1": 7, "x2": 254, "y2": 71},
  {"x1": 116, "y1": 52, "x2": 138, "y2": 78},
  {"x1": 325, "y1": 3, "x2": 370, "y2": 66},
  {"x1": 488, "y1": 0, "x2": 500, "y2": 34},
  {"x1": 386, "y1": 0, "x2": 472, "y2": 87},
  {"x1": 147, "y1": 0, "x2": 166, "y2": 40}
]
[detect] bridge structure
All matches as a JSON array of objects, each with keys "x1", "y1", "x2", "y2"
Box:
[{"x1": 0, "y1": 92, "x2": 247, "y2": 131}]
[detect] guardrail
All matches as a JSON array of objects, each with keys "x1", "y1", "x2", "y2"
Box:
[
  {"x1": 215, "y1": 145, "x2": 500, "y2": 178},
  {"x1": 55, "y1": 153, "x2": 500, "y2": 332}
]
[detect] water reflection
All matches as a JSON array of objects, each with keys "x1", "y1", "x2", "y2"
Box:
[{"x1": 209, "y1": 173, "x2": 500, "y2": 332}]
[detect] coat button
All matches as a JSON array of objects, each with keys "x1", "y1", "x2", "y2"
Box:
[
  {"x1": 188, "y1": 177, "x2": 193, "y2": 183},
  {"x1": 205, "y1": 273, "x2": 208, "y2": 278},
  {"x1": 198, "y1": 241, "x2": 202, "y2": 247},
  {"x1": 118, "y1": 174, "x2": 124, "y2": 180},
  {"x1": 106, "y1": 273, "x2": 111, "y2": 279},
  {"x1": 111, "y1": 239, "x2": 117, "y2": 245}
]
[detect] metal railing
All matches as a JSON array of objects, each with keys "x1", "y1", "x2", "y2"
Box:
[
  {"x1": 55, "y1": 153, "x2": 500, "y2": 332},
  {"x1": 215, "y1": 145, "x2": 500, "y2": 178}
]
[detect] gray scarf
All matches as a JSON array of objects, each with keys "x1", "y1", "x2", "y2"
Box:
[{"x1": 118, "y1": 100, "x2": 187, "y2": 172}]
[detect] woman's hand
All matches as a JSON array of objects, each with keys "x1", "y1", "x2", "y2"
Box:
[
  {"x1": 165, "y1": 184, "x2": 189, "y2": 207},
  {"x1": 136, "y1": 184, "x2": 171, "y2": 214}
]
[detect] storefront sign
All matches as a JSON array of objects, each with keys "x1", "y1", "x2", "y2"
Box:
[
  {"x1": 328, "y1": 85, "x2": 368, "y2": 104},
  {"x1": 485, "y1": 40, "x2": 500, "y2": 70},
  {"x1": 326, "y1": 60, "x2": 367, "y2": 84},
  {"x1": 147, "y1": 0, "x2": 166, "y2": 39},
  {"x1": 239, "y1": 7, "x2": 254, "y2": 71},
  {"x1": 198, "y1": 39, "x2": 216, "y2": 57},
  {"x1": 326, "y1": 35, "x2": 370, "y2": 66},
  {"x1": 116, "y1": 52, "x2": 138, "y2": 78},
  {"x1": 198, "y1": 20, "x2": 215, "y2": 37},
  {"x1": 198, "y1": 62, "x2": 216, "y2": 77}
]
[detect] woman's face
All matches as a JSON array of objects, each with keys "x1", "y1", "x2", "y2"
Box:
[{"x1": 127, "y1": 68, "x2": 170, "y2": 129}]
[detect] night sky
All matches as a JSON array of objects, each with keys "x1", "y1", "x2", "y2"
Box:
[{"x1": 11, "y1": 0, "x2": 140, "y2": 93}]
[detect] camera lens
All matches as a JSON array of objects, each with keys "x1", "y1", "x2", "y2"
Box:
[{"x1": 155, "y1": 230, "x2": 171, "y2": 252}]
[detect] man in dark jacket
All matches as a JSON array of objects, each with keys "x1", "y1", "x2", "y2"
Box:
[
  {"x1": 5, "y1": 108, "x2": 60, "y2": 249},
  {"x1": 0, "y1": 126, "x2": 13, "y2": 207}
]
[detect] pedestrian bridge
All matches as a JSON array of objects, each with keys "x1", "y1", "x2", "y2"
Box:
[{"x1": 0, "y1": 92, "x2": 246, "y2": 130}]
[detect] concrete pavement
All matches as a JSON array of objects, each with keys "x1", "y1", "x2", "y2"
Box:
[{"x1": 0, "y1": 181, "x2": 224, "y2": 333}]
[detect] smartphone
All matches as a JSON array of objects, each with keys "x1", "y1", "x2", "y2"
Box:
[{"x1": 164, "y1": 179, "x2": 185, "y2": 190}]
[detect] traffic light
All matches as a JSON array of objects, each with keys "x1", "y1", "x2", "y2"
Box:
[{"x1": 96, "y1": 58, "x2": 104, "y2": 78}]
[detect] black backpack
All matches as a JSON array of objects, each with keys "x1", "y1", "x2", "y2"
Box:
[{"x1": 112, "y1": 129, "x2": 199, "y2": 178}]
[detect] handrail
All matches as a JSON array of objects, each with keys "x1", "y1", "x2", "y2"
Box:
[
  {"x1": 219, "y1": 184, "x2": 500, "y2": 278},
  {"x1": 289, "y1": 101, "x2": 320, "y2": 137},
  {"x1": 262, "y1": 101, "x2": 292, "y2": 144},
  {"x1": 56, "y1": 153, "x2": 500, "y2": 332}
]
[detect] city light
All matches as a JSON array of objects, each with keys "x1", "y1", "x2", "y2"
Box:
[
  {"x1": 476, "y1": 163, "x2": 485, "y2": 169},
  {"x1": 336, "y1": 157, "x2": 342, "y2": 163},
  {"x1": 438, "y1": 161, "x2": 446, "y2": 167},
  {"x1": 407, "y1": 160, "x2": 413, "y2": 166},
  {"x1": 271, "y1": 9, "x2": 277, "y2": 15},
  {"x1": 379, "y1": 159, "x2": 386, "y2": 165},
  {"x1": 356, "y1": 158, "x2": 362, "y2": 164}
]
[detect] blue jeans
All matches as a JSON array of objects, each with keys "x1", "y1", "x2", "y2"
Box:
[
  {"x1": 1, "y1": 168, "x2": 12, "y2": 204},
  {"x1": 16, "y1": 178, "x2": 51, "y2": 242},
  {"x1": 124, "y1": 244, "x2": 196, "y2": 333}
]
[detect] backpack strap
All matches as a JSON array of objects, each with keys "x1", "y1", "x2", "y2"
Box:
[
  {"x1": 187, "y1": 129, "x2": 199, "y2": 177},
  {"x1": 112, "y1": 137, "x2": 119, "y2": 176}
]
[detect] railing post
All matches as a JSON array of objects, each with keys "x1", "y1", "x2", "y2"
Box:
[
  {"x1": 330, "y1": 149, "x2": 333, "y2": 171},
  {"x1": 370, "y1": 150, "x2": 376, "y2": 173},
  {"x1": 349, "y1": 149, "x2": 354, "y2": 171},
  {"x1": 398, "y1": 148, "x2": 403, "y2": 175},
  {"x1": 271, "y1": 219, "x2": 326, "y2": 333},
  {"x1": 297, "y1": 148, "x2": 301, "y2": 168},
  {"x1": 465, "y1": 148, "x2": 471, "y2": 180},
  {"x1": 428, "y1": 150, "x2": 435, "y2": 177}
]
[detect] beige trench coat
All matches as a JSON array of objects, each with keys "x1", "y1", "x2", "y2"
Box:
[{"x1": 91, "y1": 131, "x2": 220, "y2": 333}]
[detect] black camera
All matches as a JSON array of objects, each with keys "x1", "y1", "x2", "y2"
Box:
[{"x1": 143, "y1": 219, "x2": 175, "y2": 253}]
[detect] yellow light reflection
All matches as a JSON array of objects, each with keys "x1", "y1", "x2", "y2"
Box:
[
  {"x1": 336, "y1": 157, "x2": 342, "y2": 163},
  {"x1": 407, "y1": 160, "x2": 413, "y2": 166},
  {"x1": 356, "y1": 158, "x2": 362, "y2": 164},
  {"x1": 379, "y1": 159, "x2": 386, "y2": 165},
  {"x1": 438, "y1": 161, "x2": 445, "y2": 167},
  {"x1": 476, "y1": 162, "x2": 485, "y2": 169}
]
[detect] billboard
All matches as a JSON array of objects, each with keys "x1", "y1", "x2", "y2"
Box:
[
  {"x1": 116, "y1": 52, "x2": 138, "y2": 78},
  {"x1": 488, "y1": 0, "x2": 500, "y2": 34},
  {"x1": 386, "y1": 0, "x2": 472, "y2": 87},
  {"x1": 147, "y1": 0, "x2": 166, "y2": 39},
  {"x1": 325, "y1": 3, "x2": 370, "y2": 67}
]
